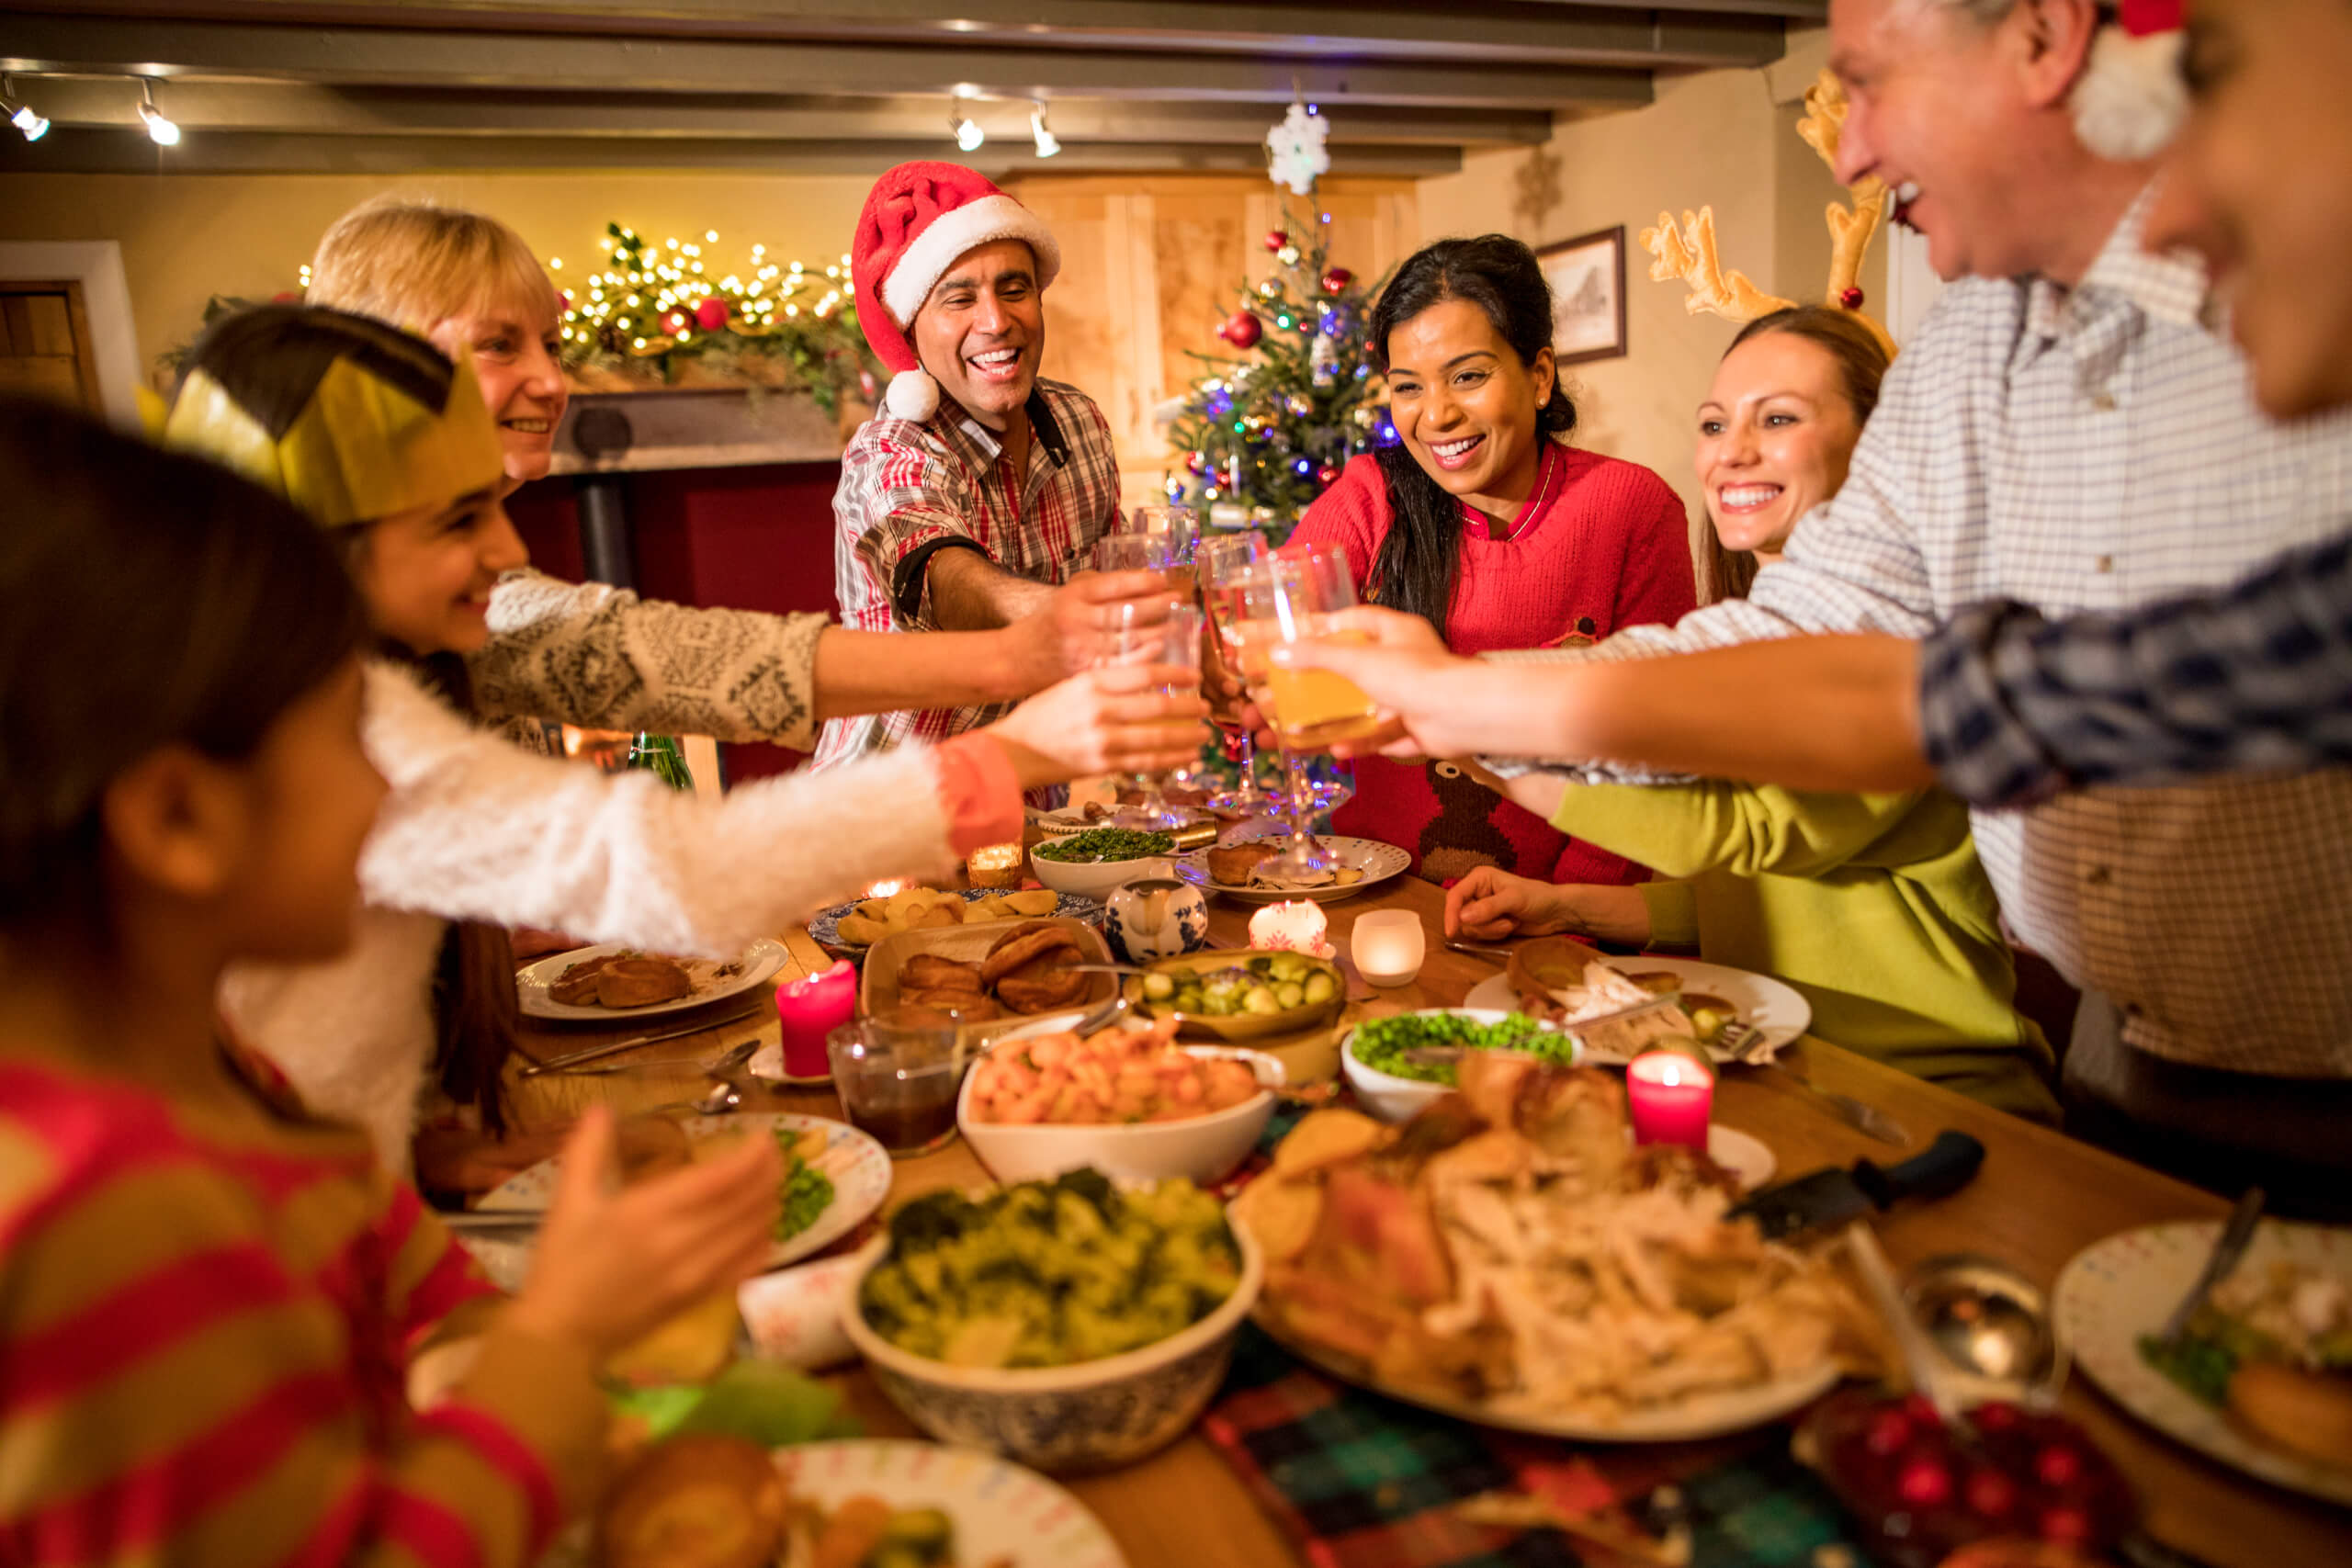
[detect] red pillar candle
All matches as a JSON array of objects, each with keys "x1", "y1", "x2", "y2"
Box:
[
  {"x1": 777, "y1": 960, "x2": 857, "y2": 1078},
  {"x1": 1626, "y1": 1049, "x2": 1713, "y2": 1149}
]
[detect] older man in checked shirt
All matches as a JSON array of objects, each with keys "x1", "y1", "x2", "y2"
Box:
[{"x1": 1283, "y1": 0, "x2": 2352, "y2": 1204}]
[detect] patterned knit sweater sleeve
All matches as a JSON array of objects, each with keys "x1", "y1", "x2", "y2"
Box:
[
  {"x1": 469, "y1": 569, "x2": 828, "y2": 751},
  {"x1": 356, "y1": 661, "x2": 964, "y2": 957}
]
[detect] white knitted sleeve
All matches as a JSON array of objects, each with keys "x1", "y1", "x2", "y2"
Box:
[{"x1": 356, "y1": 661, "x2": 960, "y2": 955}]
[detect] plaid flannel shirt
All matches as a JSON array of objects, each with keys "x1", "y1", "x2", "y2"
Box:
[
  {"x1": 812, "y1": 378, "x2": 1121, "y2": 768},
  {"x1": 1492, "y1": 189, "x2": 2352, "y2": 1077},
  {"x1": 1921, "y1": 531, "x2": 2352, "y2": 807}
]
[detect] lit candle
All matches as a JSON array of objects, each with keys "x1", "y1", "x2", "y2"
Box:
[
  {"x1": 966, "y1": 840, "x2": 1023, "y2": 889},
  {"x1": 1625, "y1": 1050, "x2": 1714, "y2": 1150},
  {"x1": 776, "y1": 959, "x2": 857, "y2": 1078},
  {"x1": 1350, "y1": 909, "x2": 1424, "y2": 987},
  {"x1": 1250, "y1": 899, "x2": 1329, "y2": 956}
]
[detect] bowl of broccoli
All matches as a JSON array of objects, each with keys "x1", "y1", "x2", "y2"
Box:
[{"x1": 838, "y1": 1168, "x2": 1262, "y2": 1473}]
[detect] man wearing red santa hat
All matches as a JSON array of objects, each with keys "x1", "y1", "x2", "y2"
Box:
[{"x1": 814, "y1": 162, "x2": 1156, "y2": 769}]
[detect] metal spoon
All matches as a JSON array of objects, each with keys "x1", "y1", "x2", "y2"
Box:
[
  {"x1": 1442, "y1": 940, "x2": 1518, "y2": 963},
  {"x1": 1904, "y1": 1252, "x2": 2068, "y2": 1406}
]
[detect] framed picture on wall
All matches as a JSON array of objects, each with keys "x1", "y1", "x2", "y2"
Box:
[{"x1": 1537, "y1": 225, "x2": 1627, "y2": 365}]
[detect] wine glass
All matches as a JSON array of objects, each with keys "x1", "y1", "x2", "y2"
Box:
[
  {"x1": 1102, "y1": 599, "x2": 1206, "y2": 830},
  {"x1": 1123, "y1": 503, "x2": 1200, "y2": 598},
  {"x1": 1195, "y1": 531, "x2": 1274, "y2": 815},
  {"x1": 1090, "y1": 535, "x2": 1193, "y2": 829},
  {"x1": 1229, "y1": 542, "x2": 1381, "y2": 879}
]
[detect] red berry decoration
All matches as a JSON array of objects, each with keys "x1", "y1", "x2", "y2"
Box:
[
  {"x1": 1321, "y1": 267, "x2": 1354, "y2": 295},
  {"x1": 1840, "y1": 286, "x2": 1866, "y2": 310},
  {"x1": 1218, "y1": 310, "x2": 1264, "y2": 349},
  {"x1": 1864, "y1": 1409, "x2": 1913, "y2": 1456},
  {"x1": 1264, "y1": 229, "x2": 1290, "y2": 254},
  {"x1": 1901, "y1": 1393, "x2": 1942, "y2": 1427},
  {"x1": 1963, "y1": 1469, "x2": 2018, "y2": 1519},
  {"x1": 2039, "y1": 1505, "x2": 2094, "y2": 1545},
  {"x1": 695, "y1": 296, "x2": 729, "y2": 333},
  {"x1": 661, "y1": 309, "x2": 690, "y2": 337},
  {"x1": 1315, "y1": 463, "x2": 1340, "y2": 487},
  {"x1": 1895, "y1": 1457, "x2": 1953, "y2": 1508},
  {"x1": 2032, "y1": 1445, "x2": 2083, "y2": 1488}
]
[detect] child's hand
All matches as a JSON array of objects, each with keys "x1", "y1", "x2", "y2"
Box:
[{"x1": 504, "y1": 1108, "x2": 779, "y2": 1359}]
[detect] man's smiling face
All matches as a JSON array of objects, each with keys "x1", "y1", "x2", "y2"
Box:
[{"x1": 910, "y1": 238, "x2": 1045, "y2": 429}]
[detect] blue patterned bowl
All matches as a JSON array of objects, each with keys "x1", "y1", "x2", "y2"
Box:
[
  {"x1": 1102, "y1": 875, "x2": 1212, "y2": 965},
  {"x1": 838, "y1": 1217, "x2": 1263, "y2": 1474}
]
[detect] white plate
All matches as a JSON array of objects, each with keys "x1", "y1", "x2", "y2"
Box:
[
  {"x1": 2056, "y1": 1220, "x2": 2352, "y2": 1506},
  {"x1": 515, "y1": 937, "x2": 788, "y2": 1022},
  {"x1": 1464, "y1": 953, "x2": 1811, "y2": 1064},
  {"x1": 458, "y1": 1112, "x2": 892, "y2": 1291},
  {"x1": 1174, "y1": 834, "x2": 1412, "y2": 905},
  {"x1": 777, "y1": 1440, "x2": 1127, "y2": 1568},
  {"x1": 1258, "y1": 1314, "x2": 1838, "y2": 1443}
]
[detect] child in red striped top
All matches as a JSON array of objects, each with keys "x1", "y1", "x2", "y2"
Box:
[{"x1": 0, "y1": 404, "x2": 781, "y2": 1566}]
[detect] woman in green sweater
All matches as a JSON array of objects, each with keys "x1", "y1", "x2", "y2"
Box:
[{"x1": 1445, "y1": 307, "x2": 2055, "y2": 1119}]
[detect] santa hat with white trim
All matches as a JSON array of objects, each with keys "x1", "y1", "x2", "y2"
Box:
[
  {"x1": 2071, "y1": 0, "x2": 2188, "y2": 160},
  {"x1": 852, "y1": 161, "x2": 1063, "y2": 423}
]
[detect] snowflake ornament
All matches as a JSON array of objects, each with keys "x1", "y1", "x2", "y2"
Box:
[{"x1": 1265, "y1": 101, "x2": 1330, "y2": 197}]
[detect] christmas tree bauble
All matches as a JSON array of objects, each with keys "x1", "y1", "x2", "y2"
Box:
[
  {"x1": 1321, "y1": 267, "x2": 1354, "y2": 295},
  {"x1": 1283, "y1": 393, "x2": 1313, "y2": 418},
  {"x1": 1185, "y1": 449, "x2": 1210, "y2": 475},
  {"x1": 1351, "y1": 405, "x2": 1379, "y2": 429},
  {"x1": 695, "y1": 296, "x2": 729, "y2": 333},
  {"x1": 1277, "y1": 244, "x2": 1303, "y2": 267},
  {"x1": 662, "y1": 309, "x2": 691, "y2": 336},
  {"x1": 1263, "y1": 229, "x2": 1289, "y2": 254},
  {"x1": 1258, "y1": 278, "x2": 1285, "y2": 300},
  {"x1": 1317, "y1": 464, "x2": 1341, "y2": 486},
  {"x1": 1217, "y1": 310, "x2": 1264, "y2": 349}
]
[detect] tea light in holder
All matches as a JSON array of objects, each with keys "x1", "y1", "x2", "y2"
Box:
[
  {"x1": 1350, "y1": 909, "x2": 1425, "y2": 987},
  {"x1": 965, "y1": 840, "x2": 1023, "y2": 889},
  {"x1": 1250, "y1": 899, "x2": 1331, "y2": 959},
  {"x1": 776, "y1": 959, "x2": 857, "y2": 1079},
  {"x1": 1625, "y1": 1048, "x2": 1714, "y2": 1150}
]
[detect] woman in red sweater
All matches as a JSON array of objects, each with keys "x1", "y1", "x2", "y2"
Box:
[{"x1": 1288, "y1": 234, "x2": 1696, "y2": 886}]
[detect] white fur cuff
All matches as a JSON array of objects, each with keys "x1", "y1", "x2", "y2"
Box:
[{"x1": 2073, "y1": 27, "x2": 2188, "y2": 161}]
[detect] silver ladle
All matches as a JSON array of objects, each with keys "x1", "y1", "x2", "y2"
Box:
[{"x1": 1903, "y1": 1251, "x2": 2068, "y2": 1406}]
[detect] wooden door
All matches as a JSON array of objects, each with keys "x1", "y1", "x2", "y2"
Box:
[{"x1": 0, "y1": 281, "x2": 102, "y2": 412}]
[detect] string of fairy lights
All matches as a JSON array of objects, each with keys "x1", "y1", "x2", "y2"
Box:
[{"x1": 559, "y1": 222, "x2": 861, "y2": 361}]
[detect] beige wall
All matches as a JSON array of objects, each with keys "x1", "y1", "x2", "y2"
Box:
[
  {"x1": 1414, "y1": 28, "x2": 1884, "y2": 529},
  {"x1": 0, "y1": 170, "x2": 877, "y2": 382}
]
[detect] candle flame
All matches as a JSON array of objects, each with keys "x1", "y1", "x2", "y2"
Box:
[{"x1": 865, "y1": 879, "x2": 908, "y2": 898}]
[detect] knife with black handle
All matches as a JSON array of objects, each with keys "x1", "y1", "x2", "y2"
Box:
[{"x1": 1729, "y1": 1130, "x2": 1985, "y2": 1241}]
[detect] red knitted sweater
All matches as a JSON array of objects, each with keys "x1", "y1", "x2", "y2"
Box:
[{"x1": 1288, "y1": 443, "x2": 1697, "y2": 887}]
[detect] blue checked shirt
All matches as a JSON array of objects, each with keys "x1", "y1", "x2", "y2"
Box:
[
  {"x1": 1490, "y1": 190, "x2": 2352, "y2": 1077},
  {"x1": 1921, "y1": 533, "x2": 2352, "y2": 807}
]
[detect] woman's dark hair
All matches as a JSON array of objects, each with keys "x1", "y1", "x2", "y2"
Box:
[
  {"x1": 0, "y1": 398, "x2": 366, "y2": 936},
  {"x1": 1702, "y1": 305, "x2": 1892, "y2": 603},
  {"x1": 1364, "y1": 234, "x2": 1579, "y2": 630}
]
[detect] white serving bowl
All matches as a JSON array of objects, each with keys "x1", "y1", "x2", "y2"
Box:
[
  {"x1": 838, "y1": 1211, "x2": 1263, "y2": 1473},
  {"x1": 956, "y1": 1030, "x2": 1284, "y2": 1187},
  {"x1": 1339, "y1": 1008, "x2": 1577, "y2": 1123},
  {"x1": 1027, "y1": 848, "x2": 1174, "y2": 902}
]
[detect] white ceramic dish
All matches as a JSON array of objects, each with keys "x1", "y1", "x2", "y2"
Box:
[
  {"x1": 1173, "y1": 835, "x2": 1412, "y2": 906},
  {"x1": 458, "y1": 1112, "x2": 891, "y2": 1291},
  {"x1": 1463, "y1": 954, "x2": 1812, "y2": 1064},
  {"x1": 957, "y1": 1010, "x2": 1284, "y2": 1186},
  {"x1": 2056, "y1": 1219, "x2": 2352, "y2": 1506},
  {"x1": 1027, "y1": 847, "x2": 1177, "y2": 902},
  {"x1": 515, "y1": 937, "x2": 787, "y2": 1022},
  {"x1": 840, "y1": 1202, "x2": 1264, "y2": 1473},
  {"x1": 777, "y1": 1440, "x2": 1128, "y2": 1568},
  {"x1": 1339, "y1": 1009, "x2": 1575, "y2": 1122},
  {"x1": 738, "y1": 1249, "x2": 869, "y2": 1371}
]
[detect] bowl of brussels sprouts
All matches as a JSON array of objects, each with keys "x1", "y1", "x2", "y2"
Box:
[{"x1": 1121, "y1": 948, "x2": 1347, "y2": 1043}]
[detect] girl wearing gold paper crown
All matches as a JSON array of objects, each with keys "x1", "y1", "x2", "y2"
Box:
[{"x1": 170, "y1": 304, "x2": 1204, "y2": 1182}]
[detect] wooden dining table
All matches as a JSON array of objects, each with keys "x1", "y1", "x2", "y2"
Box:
[{"x1": 504, "y1": 874, "x2": 2352, "y2": 1568}]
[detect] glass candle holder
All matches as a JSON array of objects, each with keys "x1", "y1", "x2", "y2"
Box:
[
  {"x1": 1626, "y1": 1049, "x2": 1714, "y2": 1150},
  {"x1": 1249, "y1": 899, "x2": 1329, "y2": 955},
  {"x1": 966, "y1": 840, "x2": 1024, "y2": 889},
  {"x1": 1350, "y1": 909, "x2": 1425, "y2": 987}
]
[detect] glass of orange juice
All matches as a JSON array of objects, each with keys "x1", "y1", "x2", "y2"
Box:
[{"x1": 1231, "y1": 543, "x2": 1378, "y2": 880}]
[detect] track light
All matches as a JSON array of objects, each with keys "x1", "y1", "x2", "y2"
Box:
[
  {"x1": 948, "y1": 96, "x2": 984, "y2": 153},
  {"x1": 139, "y1": 79, "x2": 179, "y2": 146},
  {"x1": 1030, "y1": 102, "x2": 1060, "y2": 159},
  {"x1": 2, "y1": 76, "x2": 45, "y2": 142}
]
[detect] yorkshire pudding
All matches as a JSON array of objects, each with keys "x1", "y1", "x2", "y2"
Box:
[{"x1": 596, "y1": 956, "x2": 695, "y2": 1009}]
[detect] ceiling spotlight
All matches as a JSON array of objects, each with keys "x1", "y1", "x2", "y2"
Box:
[
  {"x1": 139, "y1": 79, "x2": 179, "y2": 146},
  {"x1": 1030, "y1": 102, "x2": 1060, "y2": 159},
  {"x1": 948, "y1": 96, "x2": 984, "y2": 153},
  {"x1": 2, "y1": 76, "x2": 45, "y2": 142}
]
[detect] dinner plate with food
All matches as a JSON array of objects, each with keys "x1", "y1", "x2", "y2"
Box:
[
  {"x1": 516, "y1": 937, "x2": 790, "y2": 1022},
  {"x1": 1462, "y1": 938, "x2": 1810, "y2": 1063},
  {"x1": 1174, "y1": 834, "x2": 1411, "y2": 905},
  {"x1": 2056, "y1": 1219, "x2": 2352, "y2": 1504},
  {"x1": 807, "y1": 885, "x2": 1102, "y2": 956},
  {"x1": 459, "y1": 1112, "x2": 891, "y2": 1292},
  {"x1": 860, "y1": 917, "x2": 1117, "y2": 1035},
  {"x1": 1235, "y1": 1053, "x2": 1876, "y2": 1441},
  {"x1": 594, "y1": 1436, "x2": 1126, "y2": 1568}
]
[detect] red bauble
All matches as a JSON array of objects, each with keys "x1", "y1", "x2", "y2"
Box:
[
  {"x1": 1315, "y1": 463, "x2": 1340, "y2": 487},
  {"x1": 1894, "y1": 1458, "x2": 1952, "y2": 1509},
  {"x1": 1320, "y1": 267, "x2": 1354, "y2": 295},
  {"x1": 1218, "y1": 310, "x2": 1264, "y2": 349},
  {"x1": 1263, "y1": 229, "x2": 1290, "y2": 254},
  {"x1": 695, "y1": 296, "x2": 729, "y2": 333},
  {"x1": 1840, "y1": 286, "x2": 1866, "y2": 310},
  {"x1": 1186, "y1": 449, "x2": 1210, "y2": 476},
  {"x1": 661, "y1": 309, "x2": 691, "y2": 337}
]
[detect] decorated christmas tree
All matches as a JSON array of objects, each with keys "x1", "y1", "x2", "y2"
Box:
[{"x1": 1161, "y1": 212, "x2": 1391, "y2": 543}]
